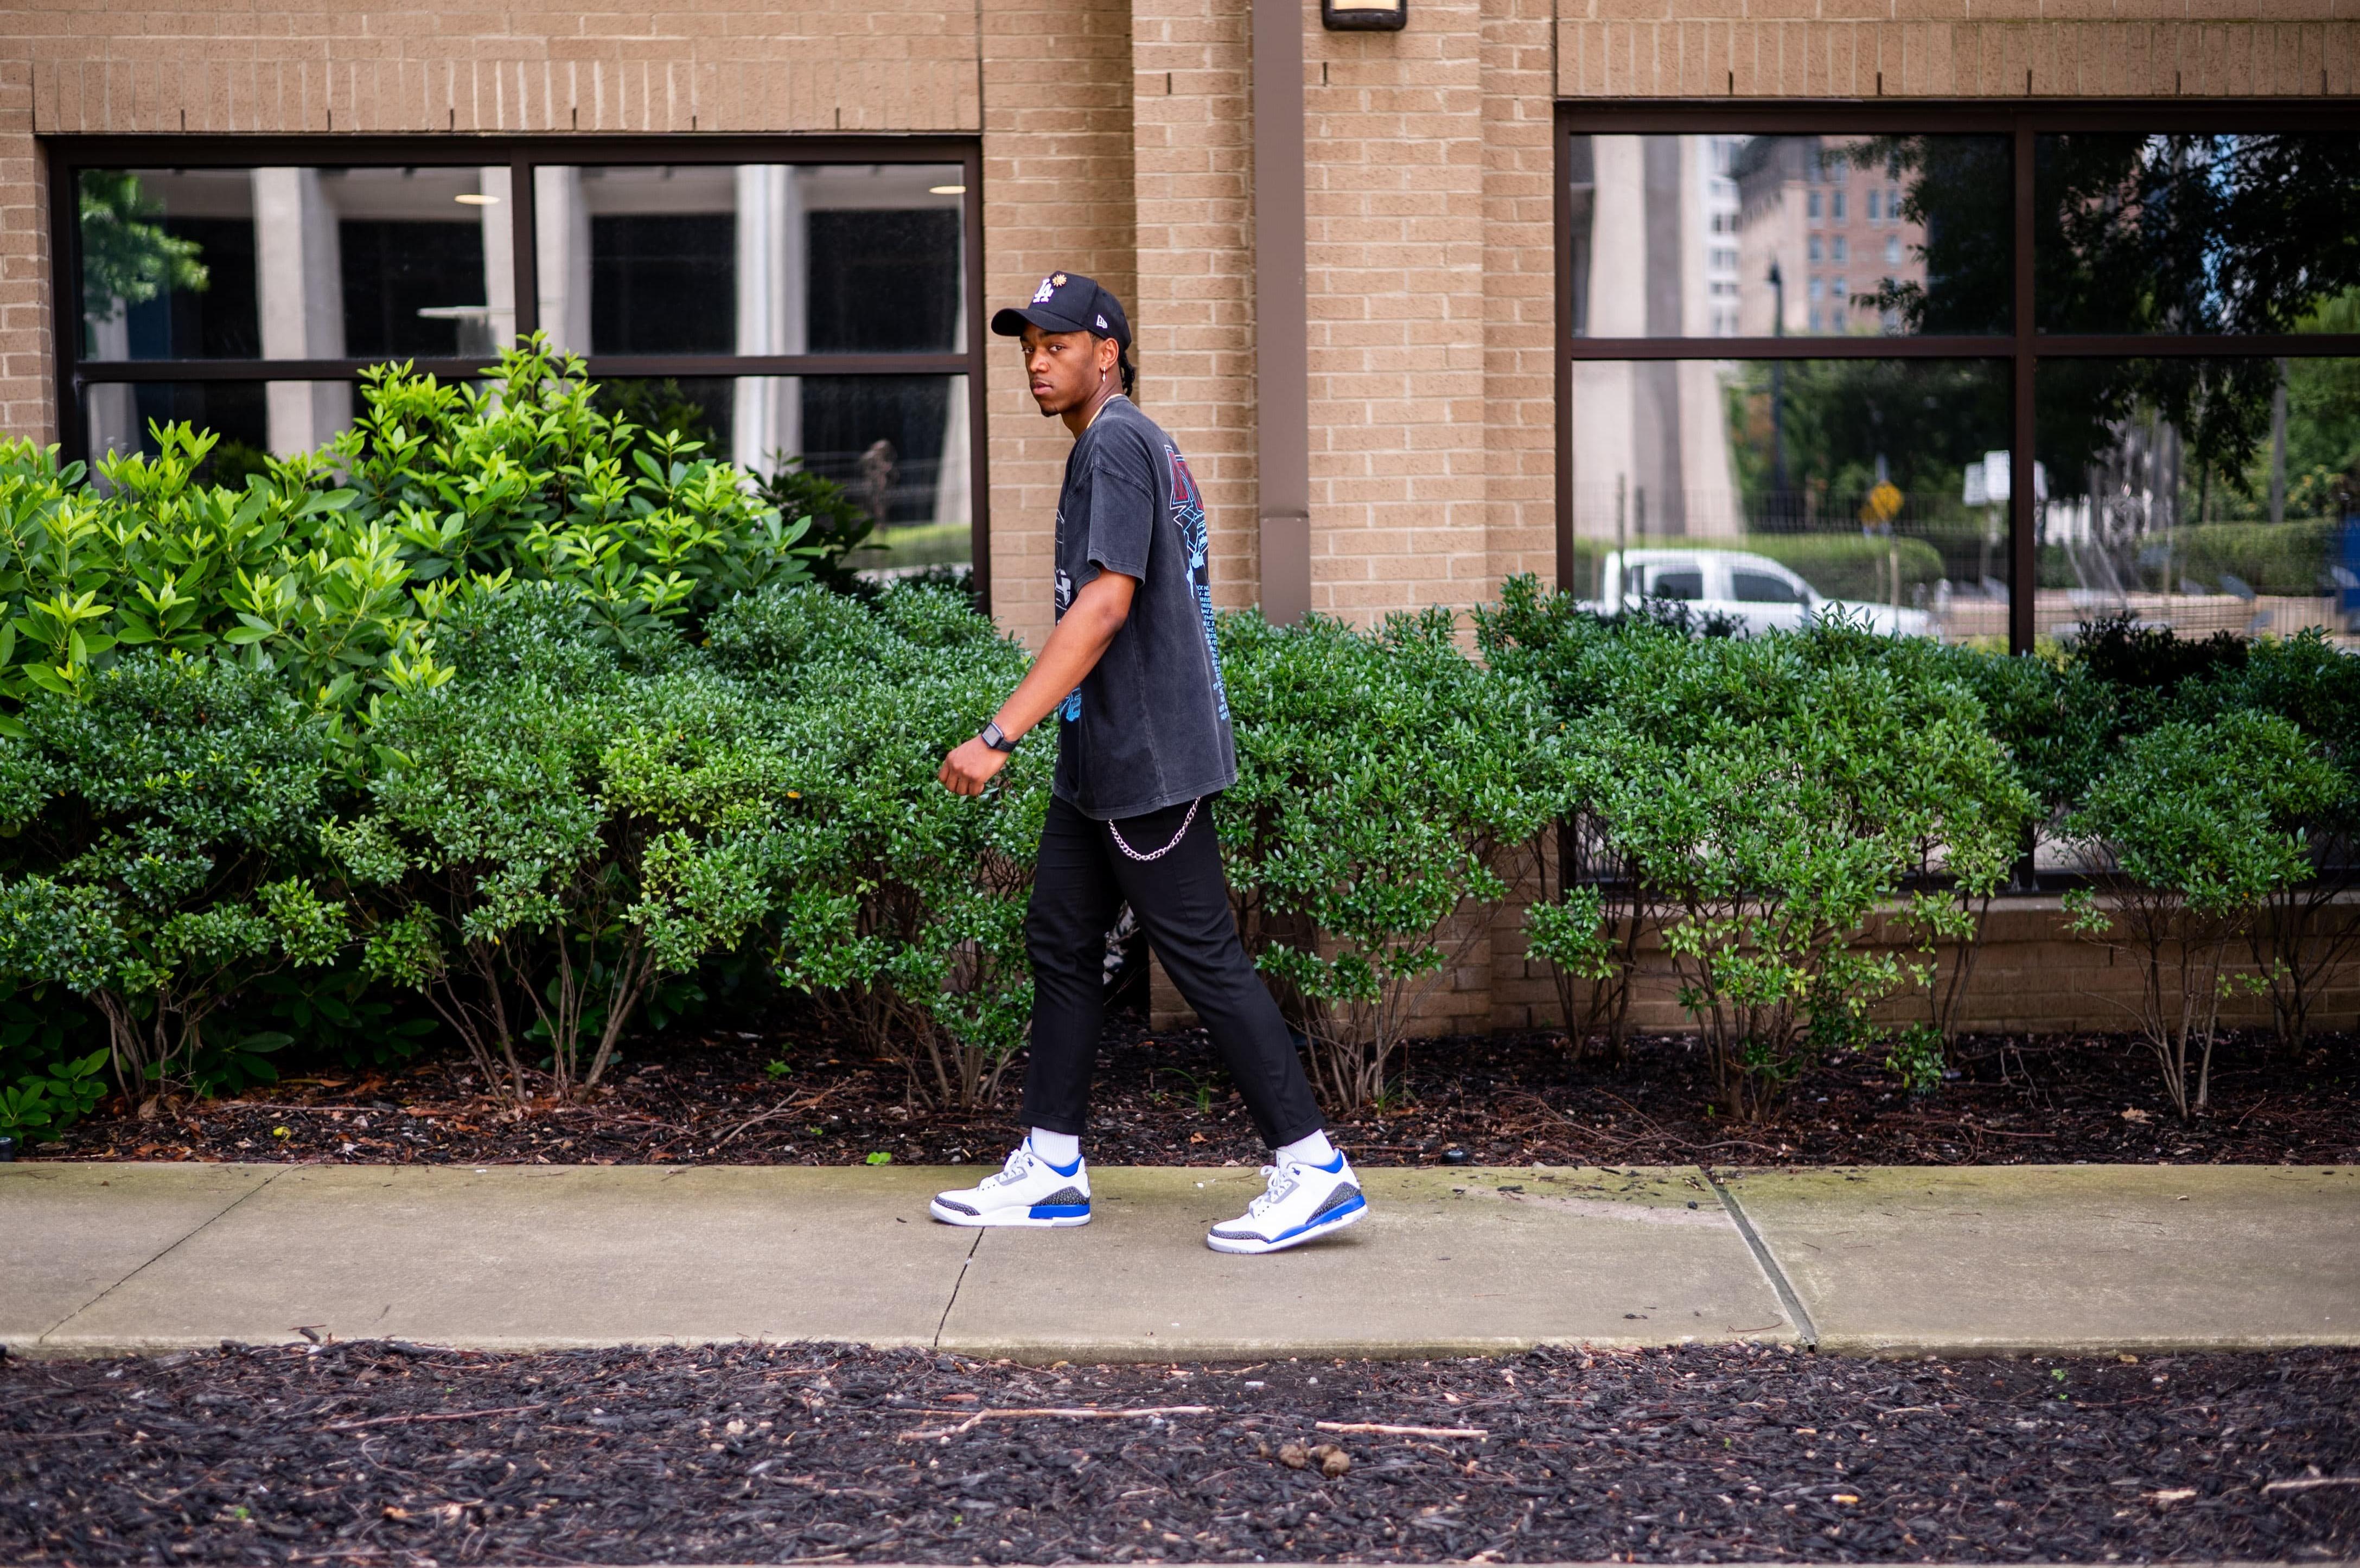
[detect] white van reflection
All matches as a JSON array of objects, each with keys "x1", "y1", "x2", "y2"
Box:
[{"x1": 1585, "y1": 549, "x2": 1931, "y2": 639}]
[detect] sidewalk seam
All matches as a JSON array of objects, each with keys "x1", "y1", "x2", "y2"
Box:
[
  {"x1": 1704, "y1": 1167, "x2": 1819, "y2": 1350},
  {"x1": 932, "y1": 1230, "x2": 983, "y2": 1349},
  {"x1": 36, "y1": 1163, "x2": 294, "y2": 1347}
]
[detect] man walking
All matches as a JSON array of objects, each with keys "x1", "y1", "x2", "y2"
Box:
[{"x1": 928, "y1": 271, "x2": 1367, "y2": 1255}]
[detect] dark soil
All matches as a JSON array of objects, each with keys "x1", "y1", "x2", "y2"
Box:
[
  {"x1": 5, "y1": 1340, "x2": 2353, "y2": 1565},
  {"x1": 36, "y1": 1021, "x2": 2360, "y2": 1169}
]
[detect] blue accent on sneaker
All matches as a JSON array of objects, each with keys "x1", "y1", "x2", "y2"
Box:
[
  {"x1": 1027, "y1": 1201, "x2": 1092, "y2": 1220},
  {"x1": 1311, "y1": 1151, "x2": 1348, "y2": 1174},
  {"x1": 1026, "y1": 1141, "x2": 1084, "y2": 1178},
  {"x1": 1264, "y1": 1189, "x2": 1364, "y2": 1243}
]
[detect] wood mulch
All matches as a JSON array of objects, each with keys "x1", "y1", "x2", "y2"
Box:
[
  {"x1": 34, "y1": 1018, "x2": 2360, "y2": 1169},
  {"x1": 4, "y1": 1339, "x2": 2353, "y2": 1564}
]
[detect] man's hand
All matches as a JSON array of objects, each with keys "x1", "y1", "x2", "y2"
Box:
[
  {"x1": 935, "y1": 570, "x2": 1137, "y2": 799},
  {"x1": 939, "y1": 737, "x2": 1011, "y2": 796}
]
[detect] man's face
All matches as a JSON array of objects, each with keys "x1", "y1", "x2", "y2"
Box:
[{"x1": 1021, "y1": 324, "x2": 1116, "y2": 416}]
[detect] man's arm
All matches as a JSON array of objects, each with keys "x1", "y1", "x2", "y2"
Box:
[{"x1": 938, "y1": 569, "x2": 1137, "y2": 795}]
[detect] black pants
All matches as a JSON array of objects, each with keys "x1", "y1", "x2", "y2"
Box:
[{"x1": 1022, "y1": 793, "x2": 1324, "y2": 1148}]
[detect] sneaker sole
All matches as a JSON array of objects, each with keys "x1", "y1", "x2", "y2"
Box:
[
  {"x1": 928, "y1": 1199, "x2": 1093, "y2": 1229},
  {"x1": 1204, "y1": 1194, "x2": 1368, "y2": 1254}
]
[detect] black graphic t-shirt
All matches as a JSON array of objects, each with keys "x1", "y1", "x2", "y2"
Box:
[{"x1": 1049, "y1": 396, "x2": 1236, "y2": 820}]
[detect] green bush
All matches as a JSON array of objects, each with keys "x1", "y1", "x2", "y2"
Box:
[
  {"x1": 12, "y1": 364, "x2": 2357, "y2": 1145},
  {"x1": 2161, "y1": 521, "x2": 2338, "y2": 598},
  {"x1": 708, "y1": 583, "x2": 1048, "y2": 1108},
  {"x1": 0, "y1": 655, "x2": 345, "y2": 1107},
  {"x1": 2215, "y1": 632, "x2": 2360, "y2": 1049},
  {"x1": 2063, "y1": 709, "x2": 2345, "y2": 1117},
  {"x1": 0, "y1": 337, "x2": 846, "y2": 738},
  {"x1": 1217, "y1": 607, "x2": 1572, "y2": 1107},
  {"x1": 1564, "y1": 614, "x2": 2030, "y2": 1120},
  {"x1": 1473, "y1": 577, "x2": 1676, "y2": 1059}
]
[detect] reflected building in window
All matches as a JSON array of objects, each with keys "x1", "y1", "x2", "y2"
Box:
[
  {"x1": 1565, "y1": 133, "x2": 1745, "y2": 547},
  {"x1": 74, "y1": 159, "x2": 975, "y2": 572},
  {"x1": 532, "y1": 163, "x2": 967, "y2": 527},
  {"x1": 82, "y1": 164, "x2": 515, "y2": 462},
  {"x1": 1731, "y1": 136, "x2": 1927, "y2": 337}
]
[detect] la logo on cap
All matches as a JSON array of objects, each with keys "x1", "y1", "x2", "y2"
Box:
[{"x1": 1032, "y1": 276, "x2": 1057, "y2": 303}]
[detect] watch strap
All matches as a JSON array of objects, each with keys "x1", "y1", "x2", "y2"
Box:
[{"x1": 979, "y1": 721, "x2": 1017, "y2": 753}]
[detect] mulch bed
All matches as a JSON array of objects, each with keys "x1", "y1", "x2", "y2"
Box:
[
  {"x1": 4, "y1": 1339, "x2": 2353, "y2": 1564},
  {"x1": 34, "y1": 1019, "x2": 2360, "y2": 1169}
]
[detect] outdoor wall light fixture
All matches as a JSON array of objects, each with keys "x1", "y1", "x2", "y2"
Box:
[
  {"x1": 454, "y1": 193, "x2": 500, "y2": 205},
  {"x1": 1322, "y1": 0, "x2": 1405, "y2": 30},
  {"x1": 929, "y1": 184, "x2": 967, "y2": 195}
]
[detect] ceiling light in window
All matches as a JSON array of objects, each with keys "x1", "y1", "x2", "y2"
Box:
[
  {"x1": 929, "y1": 184, "x2": 966, "y2": 195},
  {"x1": 455, "y1": 193, "x2": 500, "y2": 206}
]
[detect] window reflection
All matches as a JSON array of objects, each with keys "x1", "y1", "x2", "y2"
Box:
[
  {"x1": 532, "y1": 164, "x2": 967, "y2": 359},
  {"x1": 598, "y1": 374, "x2": 973, "y2": 575},
  {"x1": 1565, "y1": 133, "x2": 2008, "y2": 339},
  {"x1": 80, "y1": 167, "x2": 511, "y2": 369},
  {"x1": 1567, "y1": 358, "x2": 2010, "y2": 641},
  {"x1": 2036, "y1": 358, "x2": 2360, "y2": 646},
  {"x1": 2037, "y1": 134, "x2": 2360, "y2": 337}
]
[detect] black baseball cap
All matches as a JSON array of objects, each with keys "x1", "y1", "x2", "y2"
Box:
[{"x1": 991, "y1": 271, "x2": 1131, "y2": 352}]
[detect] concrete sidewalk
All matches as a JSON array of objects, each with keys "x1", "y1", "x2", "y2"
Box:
[{"x1": 5, "y1": 1162, "x2": 2353, "y2": 1361}]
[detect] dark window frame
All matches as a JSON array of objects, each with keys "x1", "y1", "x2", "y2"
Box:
[
  {"x1": 1554, "y1": 100, "x2": 2360, "y2": 654},
  {"x1": 43, "y1": 133, "x2": 994, "y2": 608}
]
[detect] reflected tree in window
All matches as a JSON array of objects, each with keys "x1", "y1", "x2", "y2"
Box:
[
  {"x1": 1867, "y1": 133, "x2": 2360, "y2": 489},
  {"x1": 78, "y1": 171, "x2": 208, "y2": 330},
  {"x1": 1851, "y1": 135, "x2": 2013, "y2": 337}
]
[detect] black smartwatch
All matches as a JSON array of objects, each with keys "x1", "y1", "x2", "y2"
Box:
[{"x1": 979, "y1": 721, "x2": 1018, "y2": 753}]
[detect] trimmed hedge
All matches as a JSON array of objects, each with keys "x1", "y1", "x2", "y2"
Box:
[{"x1": 4, "y1": 361, "x2": 2357, "y2": 1134}]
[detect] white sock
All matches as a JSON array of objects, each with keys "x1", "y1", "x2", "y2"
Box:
[
  {"x1": 1028, "y1": 1129, "x2": 1081, "y2": 1169},
  {"x1": 1275, "y1": 1129, "x2": 1340, "y2": 1169}
]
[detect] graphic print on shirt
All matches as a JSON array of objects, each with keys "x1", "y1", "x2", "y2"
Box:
[
  {"x1": 1051, "y1": 527, "x2": 1082, "y2": 723},
  {"x1": 1166, "y1": 445, "x2": 1230, "y2": 721}
]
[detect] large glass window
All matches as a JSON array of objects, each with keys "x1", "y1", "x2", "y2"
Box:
[
  {"x1": 1565, "y1": 356, "x2": 2009, "y2": 643},
  {"x1": 57, "y1": 141, "x2": 985, "y2": 586},
  {"x1": 1560, "y1": 112, "x2": 2360, "y2": 651}
]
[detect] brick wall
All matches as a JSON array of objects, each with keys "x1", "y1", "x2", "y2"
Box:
[
  {"x1": 1481, "y1": 0, "x2": 1561, "y2": 594},
  {"x1": 1129, "y1": 0, "x2": 1261, "y2": 613},
  {"x1": 1160, "y1": 890, "x2": 2360, "y2": 1041},
  {"x1": 1556, "y1": 12, "x2": 2360, "y2": 100},
  {"x1": 1303, "y1": 0, "x2": 1493, "y2": 621},
  {"x1": 0, "y1": 59, "x2": 48, "y2": 445},
  {"x1": 980, "y1": 0, "x2": 1140, "y2": 648}
]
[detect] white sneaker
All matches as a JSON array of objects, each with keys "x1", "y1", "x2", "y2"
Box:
[
  {"x1": 1205, "y1": 1152, "x2": 1367, "y2": 1254},
  {"x1": 928, "y1": 1141, "x2": 1092, "y2": 1228}
]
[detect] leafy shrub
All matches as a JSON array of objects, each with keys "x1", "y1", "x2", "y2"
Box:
[
  {"x1": 711, "y1": 584, "x2": 1048, "y2": 1107},
  {"x1": 1219, "y1": 607, "x2": 1572, "y2": 1107},
  {"x1": 2169, "y1": 520, "x2": 2341, "y2": 598},
  {"x1": 333, "y1": 589, "x2": 784, "y2": 1101},
  {"x1": 0, "y1": 985, "x2": 109, "y2": 1144},
  {"x1": 1473, "y1": 578, "x2": 1681, "y2": 1060},
  {"x1": 0, "y1": 656, "x2": 345, "y2": 1107},
  {"x1": 335, "y1": 341, "x2": 827, "y2": 639},
  {"x1": 2215, "y1": 631, "x2": 2360, "y2": 1049},
  {"x1": 0, "y1": 337, "x2": 846, "y2": 737},
  {"x1": 1569, "y1": 616, "x2": 2028, "y2": 1120},
  {"x1": 0, "y1": 428, "x2": 450, "y2": 725},
  {"x1": 2063, "y1": 709, "x2": 2344, "y2": 1118},
  {"x1": 1879, "y1": 637, "x2": 2040, "y2": 1061}
]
